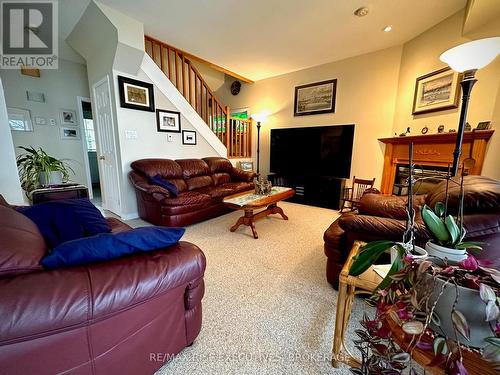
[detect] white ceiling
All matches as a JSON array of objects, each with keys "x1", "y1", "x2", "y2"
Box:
[{"x1": 97, "y1": 0, "x2": 466, "y2": 81}]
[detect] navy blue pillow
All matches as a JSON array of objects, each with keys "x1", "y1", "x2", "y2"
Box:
[
  {"x1": 19, "y1": 199, "x2": 111, "y2": 249},
  {"x1": 149, "y1": 174, "x2": 178, "y2": 197},
  {"x1": 41, "y1": 227, "x2": 185, "y2": 269}
]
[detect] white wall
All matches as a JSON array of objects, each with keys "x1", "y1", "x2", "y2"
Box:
[
  {"x1": 0, "y1": 59, "x2": 91, "y2": 186},
  {"x1": 0, "y1": 78, "x2": 24, "y2": 204}
]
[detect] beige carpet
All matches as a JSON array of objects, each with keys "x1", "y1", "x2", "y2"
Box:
[{"x1": 126, "y1": 201, "x2": 370, "y2": 375}]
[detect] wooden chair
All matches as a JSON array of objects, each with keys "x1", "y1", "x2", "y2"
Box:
[{"x1": 339, "y1": 176, "x2": 376, "y2": 213}]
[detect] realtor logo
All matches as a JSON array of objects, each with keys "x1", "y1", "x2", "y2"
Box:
[{"x1": 0, "y1": 0, "x2": 58, "y2": 69}]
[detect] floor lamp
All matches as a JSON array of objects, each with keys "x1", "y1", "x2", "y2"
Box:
[
  {"x1": 251, "y1": 113, "x2": 268, "y2": 175},
  {"x1": 439, "y1": 37, "x2": 500, "y2": 176}
]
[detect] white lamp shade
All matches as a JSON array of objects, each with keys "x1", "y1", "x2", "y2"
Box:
[
  {"x1": 251, "y1": 112, "x2": 269, "y2": 123},
  {"x1": 440, "y1": 37, "x2": 500, "y2": 72}
]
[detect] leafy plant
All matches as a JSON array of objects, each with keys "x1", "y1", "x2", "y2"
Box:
[
  {"x1": 16, "y1": 146, "x2": 74, "y2": 191},
  {"x1": 421, "y1": 203, "x2": 481, "y2": 251}
]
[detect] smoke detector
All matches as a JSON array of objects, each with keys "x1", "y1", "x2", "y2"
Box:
[{"x1": 354, "y1": 7, "x2": 369, "y2": 17}]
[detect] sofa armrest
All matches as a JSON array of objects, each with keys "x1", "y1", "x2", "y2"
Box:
[
  {"x1": 231, "y1": 168, "x2": 257, "y2": 182},
  {"x1": 0, "y1": 241, "x2": 206, "y2": 345},
  {"x1": 129, "y1": 171, "x2": 172, "y2": 198}
]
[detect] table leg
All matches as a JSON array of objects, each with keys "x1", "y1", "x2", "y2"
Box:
[
  {"x1": 230, "y1": 216, "x2": 245, "y2": 232},
  {"x1": 268, "y1": 203, "x2": 288, "y2": 220}
]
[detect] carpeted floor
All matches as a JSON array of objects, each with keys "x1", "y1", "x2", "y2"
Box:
[{"x1": 126, "y1": 201, "x2": 371, "y2": 374}]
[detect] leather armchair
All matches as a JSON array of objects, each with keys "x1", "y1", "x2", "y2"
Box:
[
  {"x1": 324, "y1": 176, "x2": 500, "y2": 289},
  {"x1": 0, "y1": 197, "x2": 206, "y2": 374}
]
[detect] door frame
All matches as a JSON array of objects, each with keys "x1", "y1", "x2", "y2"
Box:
[
  {"x1": 91, "y1": 75, "x2": 121, "y2": 213},
  {"x1": 76, "y1": 96, "x2": 93, "y2": 199}
]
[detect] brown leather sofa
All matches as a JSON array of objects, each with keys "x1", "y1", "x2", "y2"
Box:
[
  {"x1": 0, "y1": 196, "x2": 206, "y2": 375},
  {"x1": 129, "y1": 157, "x2": 256, "y2": 226},
  {"x1": 324, "y1": 176, "x2": 500, "y2": 289}
]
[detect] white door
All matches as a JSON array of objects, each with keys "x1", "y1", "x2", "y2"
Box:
[{"x1": 92, "y1": 76, "x2": 121, "y2": 215}]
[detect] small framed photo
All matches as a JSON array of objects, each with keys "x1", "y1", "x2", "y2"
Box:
[
  {"x1": 475, "y1": 121, "x2": 492, "y2": 130},
  {"x1": 412, "y1": 67, "x2": 460, "y2": 115},
  {"x1": 8, "y1": 107, "x2": 33, "y2": 132},
  {"x1": 156, "y1": 109, "x2": 181, "y2": 132},
  {"x1": 60, "y1": 127, "x2": 80, "y2": 140},
  {"x1": 294, "y1": 79, "x2": 337, "y2": 116},
  {"x1": 182, "y1": 130, "x2": 197, "y2": 145},
  {"x1": 118, "y1": 75, "x2": 155, "y2": 112},
  {"x1": 239, "y1": 161, "x2": 254, "y2": 171},
  {"x1": 59, "y1": 109, "x2": 77, "y2": 126}
]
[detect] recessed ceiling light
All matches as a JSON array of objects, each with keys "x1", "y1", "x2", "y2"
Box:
[
  {"x1": 354, "y1": 7, "x2": 369, "y2": 17},
  {"x1": 383, "y1": 25, "x2": 393, "y2": 32}
]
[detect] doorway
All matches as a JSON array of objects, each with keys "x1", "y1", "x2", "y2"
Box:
[{"x1": 77, "y1": 97, "x2": 101, "y2": 206}]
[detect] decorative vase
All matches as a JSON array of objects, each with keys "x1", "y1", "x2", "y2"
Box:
[
  {"x1": 425, "y1": 241, "x2": 467, "y2": 264},
  {"x1": 428, "y1": 276, "x2": 491, "y2": 348},
  {"x1": 39, "y1": 171, "x2": 63, "y2": 186}
]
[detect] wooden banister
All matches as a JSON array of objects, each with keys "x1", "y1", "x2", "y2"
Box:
[{"x1": 145, "y1": 35, "x2": 252, "y2": 158}]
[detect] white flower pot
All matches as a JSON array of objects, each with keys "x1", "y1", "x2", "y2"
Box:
[
  {"x1": 425, "y1": 241, "x2": 467, "y2": 264},
  {"x1": 390, "y1": 243, "x2": 428, "y2": 264},
  {"x1": 39, "y1": 171, "x2": 63, "y2": 186}
]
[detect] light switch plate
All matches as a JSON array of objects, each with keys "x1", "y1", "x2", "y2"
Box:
[
  {"x1": 125, "y1": 130, "x2": 138, "y2": 139},
  {"x1": 167, "y1": 134, "x2": 173, "y2": 142}
]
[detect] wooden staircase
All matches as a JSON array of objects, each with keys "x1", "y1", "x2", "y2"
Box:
[{"x1": 145, "y1": 35, "x2": 252, "y2": 158}]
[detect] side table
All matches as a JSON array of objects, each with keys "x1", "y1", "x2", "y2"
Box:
[
  {"x1": 29, "y1": 184, "x2": 89, "y2": 204},
  {"x1": 331, "y1": 240, "x2": 384, "y2": 367}
]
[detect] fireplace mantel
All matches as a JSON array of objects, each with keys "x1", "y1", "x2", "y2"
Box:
[{"x1": 378, "y1": 130, "x2": 494, "y2": 194}]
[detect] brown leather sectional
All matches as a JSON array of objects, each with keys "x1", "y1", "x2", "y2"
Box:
[
  {"x1": 129, "y1": 157, "x2": 257, "y2": 226},
  {"x1": 324, "y1": 176, "x2": 500, "y2": 289},
  {"x1": 0, "y1": 196, "x2": 206, "y2": 374}
]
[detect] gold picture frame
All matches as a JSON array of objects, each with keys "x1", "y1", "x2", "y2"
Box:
[{"x1": 412, "y1": 67, "x2": 460, "y2": 115}]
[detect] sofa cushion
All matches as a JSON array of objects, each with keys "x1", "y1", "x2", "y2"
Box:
[
  {"x1": 176, "y1": 159, "x2": 210, "y2": 178},
  {"x1": 0, "y1": 205, "x2": 46, "y2": 277},
  {"x1": 358, "y1": 194, "x2": 426, "y2": 220},
  {"x1": 41, "y1": 227, "x2": 186, "y2": 269},
  {"x1": 203, "y1": 157, "x2": 233, "y2": 174},
  {"x1": 149, "y1": 175, "x2": 179, "y2": 197},
  {"x1": 186, "y1": 176, "x2": 213, "y2": 191},
  {"x1": 18, "y1": 199, "x2": 111, "y2": 249},
  {"x1": 212, "y1": 172, "x2": 232, "y2": 186},
  {"x1": 220, "y1": 181, "x2": 254, "y2": 193},
  {"x1": 160, "y1": 191, "x2": 211, "y2": 206},
  {"x1": 131, "y1": 159, "x2": 183, "y2": 179},
  {"x1": 195, "y1": 186, "x2": 234, "y2": 199}
]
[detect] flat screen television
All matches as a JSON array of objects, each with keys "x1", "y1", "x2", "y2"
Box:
[{"x1": 270, "y1": 124, "x2": 354, "y2": 178}]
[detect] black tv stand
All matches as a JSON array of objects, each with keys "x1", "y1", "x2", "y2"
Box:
[{"x1": 267, "y1": 174, "x2": 345, "y2": 210}]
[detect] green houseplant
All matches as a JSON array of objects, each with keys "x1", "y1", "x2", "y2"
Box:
[{"x1": 16, "y1": 146, "x2": 74, "y2": 191}]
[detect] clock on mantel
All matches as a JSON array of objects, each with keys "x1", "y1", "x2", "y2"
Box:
[{"x1": 377, "y1": 130, "x2": 494, "y2": 194}]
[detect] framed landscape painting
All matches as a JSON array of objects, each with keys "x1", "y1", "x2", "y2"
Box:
[
  {"x1": 118, "y1": 76, "x2": 155, "y2": 112},
  {"x1": 294, "y1": 79, "x2": 337, "y2": 116},
  {"x1": 412, "y1": 67, "x2": 460, "y2": 115}
]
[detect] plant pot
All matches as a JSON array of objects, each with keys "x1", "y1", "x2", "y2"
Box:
[
  {"x1": 391, "y1": 243, "x2": 428, "y2": 263},
  {"x1": 425, "y1": 241, "x2": 467, "y2": 264},
  {"x1": 39, "y1": 171, "x2": 63, "y2": 186},
  {"x1": 428, "y1": 276, "x2": 492, "y2": 348}
]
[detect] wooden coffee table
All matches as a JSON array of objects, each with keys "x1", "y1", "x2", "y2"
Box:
[{"x1": 223, "y1": 187, "x2": 295, "y2": 239}]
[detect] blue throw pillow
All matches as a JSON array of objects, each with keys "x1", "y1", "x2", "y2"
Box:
[
  {"x1": 149, "y1": 174, "x2": 178, "y2": 197},
  {"x1": 19, "y1": 199, "x2": 111, "y2": 249},
  {"x1": 41, "y1": 227, "x2": 185, "y2": 269}
]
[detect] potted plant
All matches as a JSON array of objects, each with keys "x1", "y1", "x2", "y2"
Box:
[
  {"x1": 421, "y1": 202, "x2": 481, "y2": 264},
  {"x1": 16, "y1": 146, "x2": 74, "y2": 191}
]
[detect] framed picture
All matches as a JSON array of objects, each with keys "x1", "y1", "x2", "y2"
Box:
[
  {"x1": 59, "y1": 109, "x2": 77, "y2": 126},
  {"x1": 7, "y1": 107, "x2": 33, "y2": 132},
  {"x1": 60, "y1": 127, "x2": 80, "y2": 140},
  {"x1": 294, "y1": 79, "x2": 337, "y2": 116},
  {"x1": 412, "y1": 67, "x2": 460, "y2": 115},
  {"x1": 182, "y1": 130, "x2": 197, "y2": 145},
  {"x1": 239, "y1": 161, "x2": 254, "y2": 171},
  {"x1": 475, "y1": 121, "x2": 492, "y2": 130},
  {"x1": 156, "y1": 109, "x2": 181, "y2": 132},
  {"x1": 118, "y1": 76, "x2": 155, "y2": 112}
]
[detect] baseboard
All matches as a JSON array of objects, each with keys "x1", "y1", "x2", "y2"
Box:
[{"x1": 120, "y1": 212, "x2": 139, "y2": 221}]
